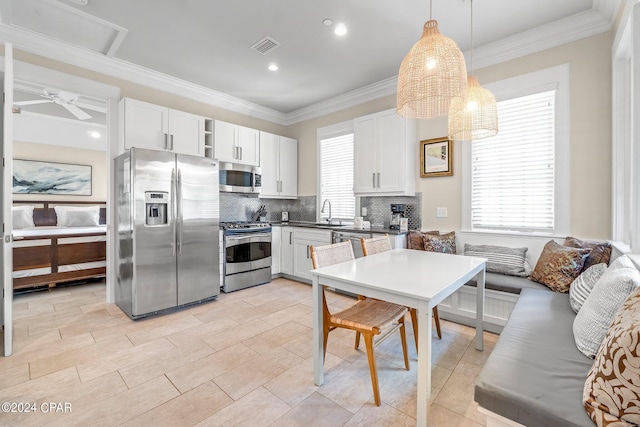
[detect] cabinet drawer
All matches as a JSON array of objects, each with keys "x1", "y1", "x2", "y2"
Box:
[{"x1": 293, "y1": 229, "x2": 332, "y2": 243}]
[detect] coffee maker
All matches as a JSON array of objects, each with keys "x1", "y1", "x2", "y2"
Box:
[{"x1": 390, "y1": 204, "x2": 405, "y2": 230}]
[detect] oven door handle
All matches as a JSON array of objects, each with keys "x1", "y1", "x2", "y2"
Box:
[{"x1": 225, "y1": 233, "x2": 272, "y2": 247}]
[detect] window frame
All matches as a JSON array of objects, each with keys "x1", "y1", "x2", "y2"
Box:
[
  {"x1": 316, "y1": 120, "x2": 356, "y2": 222},
  {"x1": 462, "y1": 64, "x2": 571, "y2": 236}
]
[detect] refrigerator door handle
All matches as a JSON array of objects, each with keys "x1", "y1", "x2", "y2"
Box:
[
  {"x1": 171, "y1": 167, "x2": 176, "y2": 256},
  {"x1": 177, "y1": 168, "x2": 183, "y2": 255}
]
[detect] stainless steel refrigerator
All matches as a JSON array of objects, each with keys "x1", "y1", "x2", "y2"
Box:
[{"x1": 115, "y1": 148, "x2": 220, "y2": 319}]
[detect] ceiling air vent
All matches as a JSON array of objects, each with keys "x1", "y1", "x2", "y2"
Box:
[{"x1": 250, "y1": 37, "x2": 281, "y2": 55}]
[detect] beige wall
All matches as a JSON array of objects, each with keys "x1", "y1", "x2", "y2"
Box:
[
  {"x1": 13, "y1": 141, "x2": 107, "y2": 202},
  {"x1": 290, "y1": 31, "x2": 614, "y2": 240},
  {"x1": 5, "y1": 30, "x2": 614, "y2": 238}
]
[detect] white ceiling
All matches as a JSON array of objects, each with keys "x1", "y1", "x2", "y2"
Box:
[{"x1": 0, "y1": 0, "x2": 621, "y2": 123}]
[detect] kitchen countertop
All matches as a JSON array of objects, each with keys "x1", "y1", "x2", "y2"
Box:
[{"x1": 270, "y1": 221, "x2": 408, "y2": 235}]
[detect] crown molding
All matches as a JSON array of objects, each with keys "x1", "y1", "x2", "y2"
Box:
[
  {"x1": 283, "y1": 77, "x2": 398, "y2": 125},
  {"x1": 0, "y1": 25, "x2": 289, "y2": 125},
  {"x1": 468, "y1": 8, "x2": 614, "y2": 71},
  {"x1": 0, "y1": 3, "x2": 621, "y2": 127}
]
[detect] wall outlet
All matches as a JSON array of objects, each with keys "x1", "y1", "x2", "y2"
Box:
[
  {"x1": 361, "y1": 207, "x2": 367, "y2": 216},
  {"x1": 436, "y1": 207, "x2": 448, "y2": 218}
]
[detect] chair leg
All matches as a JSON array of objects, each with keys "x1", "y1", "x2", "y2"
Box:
[
  {"x1": 323, "y1": 325, "x2": 330, "y2": 363},
  {"x1": 363, "y1": 333, "x2": 381, "y2": 406},
  {"x1": 433, "y1": 306, "x2": 442, "y2": 340},
  {"x1": 355, "y1": 331, "x2": 361, "y2": 349},
  {"x1": 399, "y1": 317, "x2": 410, "y2": 370},
  {"x1": 409, "y1": 308, "x2": 418, "y2": 353}
]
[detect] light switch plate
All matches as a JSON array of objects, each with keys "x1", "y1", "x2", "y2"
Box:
[
  {"x1": 361, "y1": 207, "x2": 367, "y2": 216},
  {"x1": 436, "y1": 207, "x2": 448, "y2": 218}
]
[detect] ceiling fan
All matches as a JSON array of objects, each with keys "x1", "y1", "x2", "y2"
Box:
[{"x1": 14, "y1": 89, "x2": 92, "y2": 120}]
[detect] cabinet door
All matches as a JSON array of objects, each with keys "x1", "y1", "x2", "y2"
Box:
[
  {"x1": 169, "y1": 109, "x2": 204, "y2": 156},
  {"x1": 123, "y1": 98, "x2": 168, "y2": 151},
  {"x1": 214, "y1": 120, "x2": 237, "y2": 163},
  {"x1": 293, "y1": 240, "x2": 314, "y2": 280},
  {"x1": 281, "y1": 227, "x2": 294, "y2": 274},
  {"x1": 376, "y1": 111, "x2": 405, "y2": 193},
  {"x1": 279, "y1": 136, "x2": 298, "y2": 198},
  {"x1": 237, "y1": 126, "x2": 260, "y2": 166},
  {"x1": 258, "y1": 131, "x2": 279, "y2": 197},
  {"x1": 353, "y1": 115, "x2": 377, "y2": 194}
]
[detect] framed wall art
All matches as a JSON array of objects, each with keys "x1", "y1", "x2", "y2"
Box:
[
  {"x1": 420, "y1": 137, "x2": 453, "y2": 178},
  {"x1": 13, "y1": 159, "x2": 92, "y2": 196}
]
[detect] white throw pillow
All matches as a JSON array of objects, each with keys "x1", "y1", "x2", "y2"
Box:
[
  {"x1": 569, "y1": 263, "x2": 607, "y2": 313},
  {"x1": 54, "y1": 205, "x2": 100, "y2": 227},
  {"x1": 12, "y1": 205, "x2": 35, "y2": 229},
  {"x1": 573, "y1": 255, "x2": 640, "y2": 358}
]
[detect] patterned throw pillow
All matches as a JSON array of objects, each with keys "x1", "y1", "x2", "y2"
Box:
[
  {"x1": 564, "y1": 236, "x2": 612, "y2": 272},
  {"x1": 407, "y1": 230, "x2": 439, "y2": 251},
  {"x1": 569, "y1": 263, "x2": 608, "y2": 313},
  {"x1": 422, "y1": 231, "x2": 456, "y2": 254},
  {"x1": 464, "y1": 244, "x2": 528, "y2": 277},
  {"x1": 583, "y1": 285, "x2": 640, "y2": 426},
  {"x1": 573, "y1": 255, "x2": 640, "y2": 359},
  {"x1": 529, "y1": 240, "x2": 591, "y2": 292}
]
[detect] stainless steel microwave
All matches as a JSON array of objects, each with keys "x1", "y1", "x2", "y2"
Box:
[{"x1": 219, "y1": 162, "x2": 261, "y2": 194}]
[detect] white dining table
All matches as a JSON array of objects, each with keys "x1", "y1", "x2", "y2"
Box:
[{"x1": 310, "y1": 248, "x2": 486, "y2": 426}]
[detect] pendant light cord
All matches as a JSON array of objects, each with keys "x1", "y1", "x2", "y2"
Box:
[
  {"x1": 470, "y1": 0, "x2": 474, "y2": 74},
  {"x1": 429, "y1": 0, "x2": 432, "y2": 20}
]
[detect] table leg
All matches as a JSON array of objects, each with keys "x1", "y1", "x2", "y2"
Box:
[
  {"x1": 475, "y1": 267, "x2": 485, "y2": 351},
  {"x1": 416, "y1": 299, "x2": 432, "y2": 426},
  {"x1": 312, "y1": 276, "x2": 325, "y2": 385}
]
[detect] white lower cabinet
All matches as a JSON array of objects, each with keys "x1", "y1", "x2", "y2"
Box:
[
  {"x1": 292, "y1": 229, "x2": 332, "y2": 281},
  {"x1": 280, "y1": 227, "x2": 294, "y2": 275}
]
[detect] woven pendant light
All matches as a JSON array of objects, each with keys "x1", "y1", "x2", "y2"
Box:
[
  {"x1": 448, "y1": 0, "x2": 498, "y2": 141},
  {"x1": 396, "y1": 3, "x2": 468, "y2": 120}
]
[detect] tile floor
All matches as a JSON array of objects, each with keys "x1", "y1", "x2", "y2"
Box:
[{"x1": 0, "y1": 278, "x2": 498, "y2": 426}]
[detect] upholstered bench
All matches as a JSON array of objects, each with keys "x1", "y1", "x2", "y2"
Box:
[{"x1": 475, "y1": 288, "x2": 594, "y2": 427}]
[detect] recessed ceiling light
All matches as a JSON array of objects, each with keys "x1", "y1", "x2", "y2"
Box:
[
  {"x1": 88, "y1": 131, "x2": 100, "y2": 139},
  {"x1": 268, "y1": 64, "x2": 279, "y2": 71},
  {"x1": 69, "y1": 0, "x2": 88, "y2": 5},
  {"x1": 322, "y1": 18, "x2": 333, "y2": 26},
  {"x1": 334, "y1": 23, "x2": 347, "y2": 36}
]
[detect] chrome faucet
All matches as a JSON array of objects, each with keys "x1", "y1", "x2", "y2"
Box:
[{"x1": 321, "y1": 199, "x2": 332, "y2": 224}]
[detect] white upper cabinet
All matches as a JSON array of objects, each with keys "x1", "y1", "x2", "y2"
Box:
[
  {"x1": 353, "y1": 108, "x2": 416, "y2": 196},
  {"x1": 214, "y1": 120, "x2": 259, "y2": 166},
  {"x1": 259, "y1": 131, "x2": 298, "y2": 199},
  {"x1": 121, "y1": 98, "x2": 204, "y2": 156}
]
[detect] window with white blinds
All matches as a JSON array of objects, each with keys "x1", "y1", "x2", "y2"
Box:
[
  {"x1": 471, "y1": 90, "x2": 556, "y2": 233},
  {"x1": 319, "y1": 133, "x2": 355, "y2": 220}
]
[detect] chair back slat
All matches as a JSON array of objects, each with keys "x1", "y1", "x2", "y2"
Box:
[
  {"x1": 310, "y1": 241, "x2": 355, "y2": 269},
  {"x1": 361, "y1": 234, "x2": 391, "y2": 256}
]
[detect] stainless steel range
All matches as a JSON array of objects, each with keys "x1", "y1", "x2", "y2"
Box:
[{"x1": 221, "y1": 222, "x2": 272, "y2": 292}]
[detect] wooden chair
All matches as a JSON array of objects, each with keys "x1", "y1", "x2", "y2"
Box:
[
  {"x1": 360, "y1": 234, "x2": 443, "y2": 350},
  {"x1": 310, "y1": 241, "x2": 410, "y2": 406}
]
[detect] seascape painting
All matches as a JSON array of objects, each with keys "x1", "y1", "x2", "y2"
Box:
[{"x1": 13, "y1": 159, "x2": 92, "y2": 195}]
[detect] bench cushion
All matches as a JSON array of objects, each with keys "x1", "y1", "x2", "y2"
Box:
[
  {"x1": 465, "y1": 272, "x2": 549, "y2": 294},
  {"x1": 475, "y1": 288, "x2": 594, "y2": 427}
]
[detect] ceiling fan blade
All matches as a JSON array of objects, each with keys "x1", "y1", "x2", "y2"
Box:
[
  {"x1": 57, "y1": 91, "x2": 80, "y2": 102},
  {"x1": 14, "y1": 99, "x2": 54, "y2": 106},
  {"x1": 62, "y1": 103, "x2": 92, "y2": 120}
]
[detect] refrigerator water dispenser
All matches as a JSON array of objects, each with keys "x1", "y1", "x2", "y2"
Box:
[{"x1": 145, "y1": 191, "x2": 168, "y2": 226}]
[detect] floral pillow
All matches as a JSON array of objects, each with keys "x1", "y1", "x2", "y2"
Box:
[
  {"x1": 407, "y1": 230, "x2": 439, "y2": 251},
  {"x1": 564, "y1": 236, "x2": 612, "y2": 272},
  {"x1": 422, "y1": 231, "x2": 456, "y2": 254},
  {"x1": 529, "y1": 240, "x2": 591, "y2": 292},
  {"x1": 583, "y1": 285, "x2": 640, "y2": 426}
]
